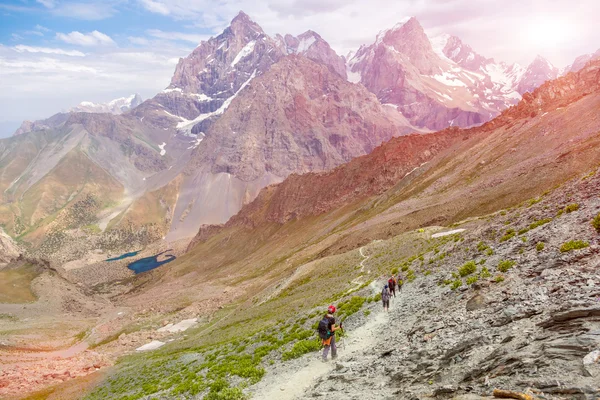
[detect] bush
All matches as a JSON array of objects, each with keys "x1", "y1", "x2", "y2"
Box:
[
  {"x1": 536, "y1": 242, "x2": 545, "y2": 251},
  {"x1": 281, "y1": 338, "x2": 321, "y2": 361},
  {"x1": 497, "y1": 259, "x2": 515, "y2": 273},
  {"x1": 450, "y1": 280, "x2": 463, "y2": 290},
  {"x1": 560, "y1": 240, "x2": 589, "y2": 253},
  {"x1": 565, "y1": 203, "x2": 580, "y2": 213},
  {"x1": 458, "y1": 261, "x2": 477, "y2": 277},
  {"x1": 391, "y1": 267, "x2": 399, "y2": 275},
  {"x1": 406, "y1": 269, "x2": 416, "y2": 282},
  {"x1": 486, "y1": 248, "x2": 494, "y2": 256},
  {"x1": 495, "y1": 275, "x2": 505, "y2": 283},
  {"x1": 480, "y1": 267, "x2": 491, "y2": 279},
  {"x1": 500, "y1": 229, "x2": 516, "y2": 242},
  {"x1": 592, "y1": 214, "x2": 600, "y2": 233},
  {"x1": 466, "y1": 276, "x2": 479, "y2": 285}
]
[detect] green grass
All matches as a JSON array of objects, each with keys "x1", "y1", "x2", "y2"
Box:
[
  {"x1": 560, "y1": 240, "x2": 589, "y2": 252},
  {"x1": 281, "y1": 338, "x2": 321, "y2": 361}
]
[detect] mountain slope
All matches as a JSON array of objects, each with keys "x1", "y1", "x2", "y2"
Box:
[
  {"x1": 188, "y1": 60, "x2": 600, "y2": 250},
  {"x1": 166, "y1": 54, "x2": 415, "y2": 240}
]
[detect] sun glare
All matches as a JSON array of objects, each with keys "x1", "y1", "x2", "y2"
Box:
[{"x1": 525, "y1": 17, "x2": 577, "y2": 49}]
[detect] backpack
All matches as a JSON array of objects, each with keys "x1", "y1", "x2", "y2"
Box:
[
  {"x1": 381, "y1": 287, "x2": 390, "y2": 301},
  {"x1": 318, "y1": 317, "x2": 330, "y2": 339},
  {"x1": 388, "y1": 278, "x2": 395, "y2": 288}
]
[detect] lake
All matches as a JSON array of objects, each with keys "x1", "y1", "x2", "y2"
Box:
[
  {"x1": 126, "y1": 250, "x2": 176, "y2": 274},
  {"x1": 106, "y1": 251, "x2": 140, "y2": 262}
]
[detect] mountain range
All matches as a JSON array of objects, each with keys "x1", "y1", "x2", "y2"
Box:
[
  {"x1": 1, "y1": 11, "x2": 598, "y2": 258},
  {"x1": 2, "y1": 10, "x2": 600, "y2": 400}
]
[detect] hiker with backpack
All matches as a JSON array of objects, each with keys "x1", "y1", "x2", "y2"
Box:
[
  {"x1": 396, "y1": 274, "x2": 403, "y2": 292},
  {"x1": 381, "y1": 284, "x2": 391, "y2": 311},
  {"x1": 388, "y1": 275, "x2": 397, "y2": 298},
  {"x1": 318, "y1": 305, "x2": 342, "y2": 362}
]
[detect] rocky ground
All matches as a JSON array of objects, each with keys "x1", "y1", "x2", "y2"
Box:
[{"x1": 252, "y1": 170, "x2": 600, "y2": 400}]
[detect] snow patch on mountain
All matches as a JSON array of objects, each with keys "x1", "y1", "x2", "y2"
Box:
[
  {"x1": 231, "y1": 41, "x2": 256, "y2": 68},
  {"x1": 69, "y1": 94, "x2": 143, "y2": 115},
  {"x1": 177, "y1": 70, "x2": 257, "y2": 133}
]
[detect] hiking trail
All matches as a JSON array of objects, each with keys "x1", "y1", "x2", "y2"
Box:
[{"x1": 251, "y1": 243, "x2": 387, "y2": 400}]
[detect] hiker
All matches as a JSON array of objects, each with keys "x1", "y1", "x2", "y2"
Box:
[
  {"x1": 388, "y1": 275, "x2": 397, "y2": 297},
  {"x1": 396, "y1": 274, "x2": 403, "y2": 292},
  {"x1": 381, "y1": 284, "x2": 391, "y2": 311},
  {"x1": 318, "y1": 305, "x2": 342, "y2": 361}
]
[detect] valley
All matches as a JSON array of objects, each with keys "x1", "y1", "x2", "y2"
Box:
[{"x1": 0, "y1": 9, "x2": 599, "y2": 400}]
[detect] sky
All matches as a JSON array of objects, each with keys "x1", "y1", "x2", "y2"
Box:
[{"x1": 0, "y1": 0, "x2": 599, "y2": 137}]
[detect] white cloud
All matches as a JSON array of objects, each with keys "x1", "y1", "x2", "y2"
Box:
[
  {"x1": 36, "y1": 0, "x2": 56, "y2": 8},
  {"x1": 0, "y1": 57, "x2": 98, "y2": 75},
  {"x1": 147, "y1": 29, "x2": 210, "y2": 44},
  {"x1": 11, "y1": 34, "x2": 24, "y2": 41},
  {"x1": 24, "y1": 30, "x2": 45, "y2": 37},
  {"x1": 35, "y1": 25, "x2": 51, "y2": 32},
  {"x1": 128, "y1": 36, "x2": 150, "y2": 46},
  {"x1": 13, "y1": 45, "x2": 85, "y2": 57},
  {"x1": 56, "y1": 30, "x2": 116, "y2": 46},
  {"x1": 51, "y1": 2, "x2": 116, "y2": 20},
  {"x1": 139, "y1": 0, "x2": 170, "y2": 15}
]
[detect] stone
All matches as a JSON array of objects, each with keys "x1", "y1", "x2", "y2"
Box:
[{"x1": 466, "y1": 294, "x2": 487, "y2": 311}]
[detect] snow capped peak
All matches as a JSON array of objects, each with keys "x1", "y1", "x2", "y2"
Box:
[
  {"x1": 69, "y1": 94, "x2": 143, "y2": 115},
  {"x1": 428, "y1": 33, "x2": 451, "y2": 60}
]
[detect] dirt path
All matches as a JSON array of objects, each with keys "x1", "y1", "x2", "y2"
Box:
[
  {"x1": 251, "y1": 243, "x2": 389, "y2": 400},
  {"x1": 251, "y1": 306, "x2": 390, "y2": 400}
]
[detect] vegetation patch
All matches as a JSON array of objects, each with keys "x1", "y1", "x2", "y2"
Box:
[
  {"x1": 536, "y1": 242, "x2": 545, "y2": 252},
  {"x1": 560, "y1": 240, "x2": 589, "y2": 253},
  {"x1": 497, "y1": 260, "x2": 515, "y2": 273},
  {"x1": 458, "y1": 261, "x2": 477, "y2": 277},
  {"x1": 565, "y1": 203, "x2": 580, "y2": 213},
  {"x1": 592, "y1": 214, "x2": 600, "y2": 233},
  {"x1": 500, "y1": 229, "x2": 516, "y2": 242}
]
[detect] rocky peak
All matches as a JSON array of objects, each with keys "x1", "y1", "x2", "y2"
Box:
[
  {"x1": 227, "y1": 11, "x2": 265, "y2": 40},
  {"x1": 380, "y1": 17, "x2": 434, "y2": 59},
  {"x1": 566, "y1": 48, "x2": 600, "y2": 73},
  {"x1": 517, "y1": 55, "x2": 559, "y2": 94},
  {"x1": 276, "y1": 30, "x2": 347, "y2": 78},
  {"x1": 442, "y1": 35, "x2": 491, "y2": 71}
]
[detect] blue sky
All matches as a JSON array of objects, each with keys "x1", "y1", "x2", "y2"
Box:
[{"x1": 0, "y1": 0, "x2": 599, "y2": 137}]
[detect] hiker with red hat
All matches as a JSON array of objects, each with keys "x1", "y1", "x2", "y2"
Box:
[{"x1": 317, "y1": 305, "x2": 343, "y2": 362}]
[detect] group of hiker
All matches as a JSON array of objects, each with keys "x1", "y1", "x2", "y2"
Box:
[
  {"x1": 381, "y1": 273, "x2": 402, "y2": 311},
  {"x1": 318, "y1": 274, "x2": 403, "y2": 361}
]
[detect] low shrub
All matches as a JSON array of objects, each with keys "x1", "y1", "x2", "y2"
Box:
[
  {"x1": 458, "y1": 261, "x2": 477, "y2": 277},
  {"x1": 480, "y1": 267, "x2": 491, "y2": 279},
  {"x1": 466, "y1": 276, "x2": 479, "y2": 285},
  {"x1": 450, "y1": 280, "x2": 463, "y2": 290},
  {"x1": 560, "y1": 240, "x2": 589, "y2": 253},
  {"x1": 591, "y1": 214, "x2": 600, "y2": 233},
  {"x1": 565, "y1": 203, "x2": 580, "y2": 213},
  {"x1": 536, "y1": 242, "x2": 545, "y2": 251},
  {"x1": 497, "y1": 259, "x2": 515, "y2": 273},
  {"x1": 500, "y1": 229, "x2": 516, "y2": 242},
  {"x1": 495, "y1": 275, "x2": 505, "y2": 283},
  {"x1": 281, "y1": 338, "x2": 321, "y2": 361}
]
